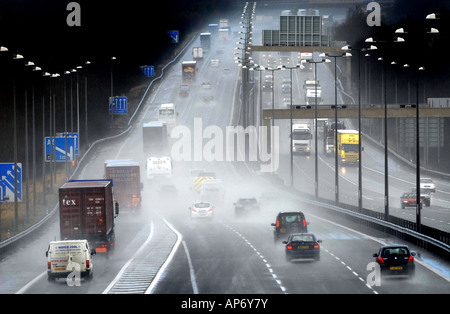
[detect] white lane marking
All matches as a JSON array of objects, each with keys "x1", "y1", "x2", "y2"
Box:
[
  {"x1": 222, "y1": 223, "x2": 287, "y2": 294},
  {"x1": 145, "y1": 217, "x2": 182, "y2": 294},
  {"x1": 103, "y1": 220, "x2": 155, "y2": 293},
  {"x1": 182, "y1": 240, "x2": 199, "y2": 294}
]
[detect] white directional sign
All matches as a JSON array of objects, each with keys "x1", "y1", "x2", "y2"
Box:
[
  {"x1": 45, "y1": 137, "x2": 76, "y2": 162},
  {"x1": 0, "y1": 162, "x2": 22, "y2": 202}
]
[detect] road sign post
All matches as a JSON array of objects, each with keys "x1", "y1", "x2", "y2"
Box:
[
  {"x1": 109, "y1": 96, "x2": 128, "y2": 115},
  {"x1": 168, "y1": 30, "x2": 179, "y2": 43},
  {"x1": 45, "y1": 137, "x2": 76, "y2": 162},
  {"x1": 143, "y1": 66, "x2": 154, "y2": 78},
  {"x1": 0, "y1": 163, "x2": 22, "y2": 202}
]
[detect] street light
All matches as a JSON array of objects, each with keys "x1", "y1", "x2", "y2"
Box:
[
  {"x1": 307, "y1": 56, "x2": 330, "y2": 197},
  {"x1": 342, "y1": 44, "x2": 376, "y2": 211},
  {"x1": 320, "y1": 52, "x2": 351, "y2": 203},
  {"x1": 281, "y1": 63, "x2": 301, "y2": 187}
]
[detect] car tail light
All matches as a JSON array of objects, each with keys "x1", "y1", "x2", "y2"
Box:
[
  {"x1": 209, "y1": 207, "x2": 213, "y2": 211},
  {"x1": 408, "y1": 255, "x2": 414, "y2": 263},
  {"x1": 314, "y1": 242, "x2": 319, "y2": 249},
  {"x1": 302, "y1": 219, "x2": 306, "y2": 226},
  {"x1": 192, "y1": 208, "x2": 197, "y2": 212},
  {"x1": 48, "y1": 262, "x2": 51, "y2": 270},
  {"x1": 86, "y1": 260, "x2": 90, "y2": 268},
  {"x1": 287, "y1": 243, "x2": 292, "y2": 250},
  {"x1": 276, "y1": 220, "x2": 280, "y2": 228},
  {"x1": 377, "y1": 256, "x2": 384, "y2": 264}
]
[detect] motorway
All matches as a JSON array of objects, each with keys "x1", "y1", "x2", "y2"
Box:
[{"x1": 0, "y1": 8, "x2": 449, "y2": 296}]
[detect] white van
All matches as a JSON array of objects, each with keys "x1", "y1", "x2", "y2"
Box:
[{"x1": 46, "y1": 240, "x2": 95, "y2": 282}]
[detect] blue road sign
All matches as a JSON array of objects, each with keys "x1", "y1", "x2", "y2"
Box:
[
  {"x1": 45, "y1": 137, "x2": 76, "y2": 162},
  {"x1": 168, "y1": 30, "x2": 179, "y2": 43},
  {"x1": 143, "y1": 66, "x2": 154, "y2": 77},
  {"x1": 0, "y1": 162, "x2": 22, "y2": 202},
  {"x1": 109, "y1": 96, "x2": 128, "y2": 114}
]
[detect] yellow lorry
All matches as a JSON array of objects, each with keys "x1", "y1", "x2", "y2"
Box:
[{"x1": 337, "y1": 130, "x2": 360, "y2": 165}]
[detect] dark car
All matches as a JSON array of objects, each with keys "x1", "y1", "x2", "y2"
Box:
[
  {"x1": 412, "y1": 188, "x2": 431, "y2": 207},
  {"x1": 373, "y1": 245, "x2": 416, "y2": 279},
  {"x1": 400, "y1": 192, "x2": 422, "y2": 209},
  {"x1": 271, "y1": 211, "x2": 309, "y2": 243},
  {"x1": 233, "y1": 198, "x2": 260, "y2": 215},
  {"x1": 283, "y1": 233, "x2": 321, "y2": 262}
]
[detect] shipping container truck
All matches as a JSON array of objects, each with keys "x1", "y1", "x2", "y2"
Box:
[
  {"x1": 59, "y1": 180, "x2": 119, "y2": 255},
  {"x1": 200, "y1": 32, "x2": 211, "y2": 52},
  {"x1": 104, "y1": 160, "x2": 143, "y2": 210},
  {"x1": 337, "y1": 130, "x2": 360, "y2": 165},
  {"x1": 142, "y1": 121, "x2": 168, "y2": 156},
  {"x1": 182, "y1": 61, "x2": 197, "y2": 83}
]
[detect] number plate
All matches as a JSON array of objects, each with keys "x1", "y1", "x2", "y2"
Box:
[
  {"x1": 297, "y1": 245, "x2": 309, "y2": 249},
  {"x1": 280, "y1": 228, "x2": 286, "y2": 233},
  {"x1": 390, "y1": 266, "x2": 403, "y2": 270}
]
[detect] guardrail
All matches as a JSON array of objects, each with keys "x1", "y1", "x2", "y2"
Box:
[
  {"x1": 263, "y1": 172, "x2": 450, "y2": 260},
  {"x1": 0, "y1": 35, "x2": 197, "y2": 253}
]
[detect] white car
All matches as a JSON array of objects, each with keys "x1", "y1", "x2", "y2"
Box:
[
  {"x1": 189, "y1": 201, "x2": 214, "y2": 219},
  {"x1": 420, "y1": 178, "x2": 436, "y2": 193},
  {"x1": 210, "y1": 59, "x2": 220, "y2": 67}
]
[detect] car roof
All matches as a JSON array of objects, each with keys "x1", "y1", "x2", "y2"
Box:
[
  {"x1": 278, "y1": 211, "x2": 305, "y2": 215},
  {"x1": 380, "y1": 244, "x2": 410, "y2": 249}
]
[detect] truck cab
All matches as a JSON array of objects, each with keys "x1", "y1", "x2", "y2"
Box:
[
  {"x1": 292, "y1": 123, "x2": 312, "y2": 155},
  {"x1": 337, "y1": 130, "x2": 360, "y2": 165}
]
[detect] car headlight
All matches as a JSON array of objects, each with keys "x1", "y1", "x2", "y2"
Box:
[
  {"x1": 306, "y1": 146, "x2": 311, "y2": 151},
  {"x1": 292, "y1": 146, "x2": 296, "y2": 151}
]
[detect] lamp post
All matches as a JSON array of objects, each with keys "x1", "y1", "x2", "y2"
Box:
[
  {"x1": 396, "y1": 13, "x2": 439, "y2": 233},
  {"x1": 281, "y1": 63, "x2": 300, "y2": 187},
  {"x1": 342, "y1": 45, "x2": 376, "y2": 211},
  {"x1": 321, "y1": 52, "x2": 351, "y2": 203},
  {"x1": 307, "y1": 56, "x2": 330, "y2": 197},
  {"x1": 365, "y1": 36, "x2": 405, "y2": 219}
]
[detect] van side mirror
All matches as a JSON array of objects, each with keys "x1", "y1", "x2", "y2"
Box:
[
  {"x1": 91, "y1": 249, "x2": 96, "y2": 256},
  {"x1": 45, "y1": 251, "x2": 48, "y2": 257},
  {"x1": 271, "y1": 223, "x2": 276, "y2": 227}
]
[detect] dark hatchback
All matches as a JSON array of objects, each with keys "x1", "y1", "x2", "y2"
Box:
[
  {"x1": 271, "y1": 211, "x2": 309, "y2": 243},
  {"x1": 373, "y1": 245, "x2": 416, "y2": 278},
  {"x1": 283, "y1": 233, "x2": 321, "y2": 262}
]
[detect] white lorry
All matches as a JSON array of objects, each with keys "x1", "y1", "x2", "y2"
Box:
[
  {"x1": 201, "y1": 179, "x2": 224, "y2": 205},
  {"x1": 46, "y1": 240, "x2": 96, "y2": 282},
  {"x1": 292, "y1": 122, "x2": 313, "y2": 155},
  {"x1": 146, "y1": 156, "x2": 173, "y2": 180}
]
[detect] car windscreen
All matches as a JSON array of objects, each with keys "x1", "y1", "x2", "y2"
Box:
[
  {"x1": 194, "y1": 203, "x2": 211, "y2": 208},
  {"x1": 291, "y1": 235, "x2": 314, "y2": 242},
  {"x1": 381, "y1": 247, "x2": 410, "y2": 257},
  {"x1": 281, "y1": 213, "x2": 303, "y2": 224}
]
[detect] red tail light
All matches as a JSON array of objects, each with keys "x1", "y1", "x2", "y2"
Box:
[
  {"x1": 314, "y1": 242, "x2": 319, "y2": 249},
  {"x1": 287, "y1": 243, "x2": 292, "y2": 250},
  {"x1": 377, "y1": 256, "x2": 384, "y2": 264},
  {"x1": 48, "y1": 262, "x2": 51, "y2": 270},
  {"x1": 408, "y1": 255, "x2": 414, "y2": 263},
  {"x1": 208, "y1": 207, "x2": 213, "y2": 212},
  {"x1": 86, "y1": 260, "x2": 90, "y2": 268},
  {"x1": 276, "y1": 220, "x2": 280, "y2": 228},
  {"x1": 302, "y1": 219, "x2": 306, "y2": 226}
]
